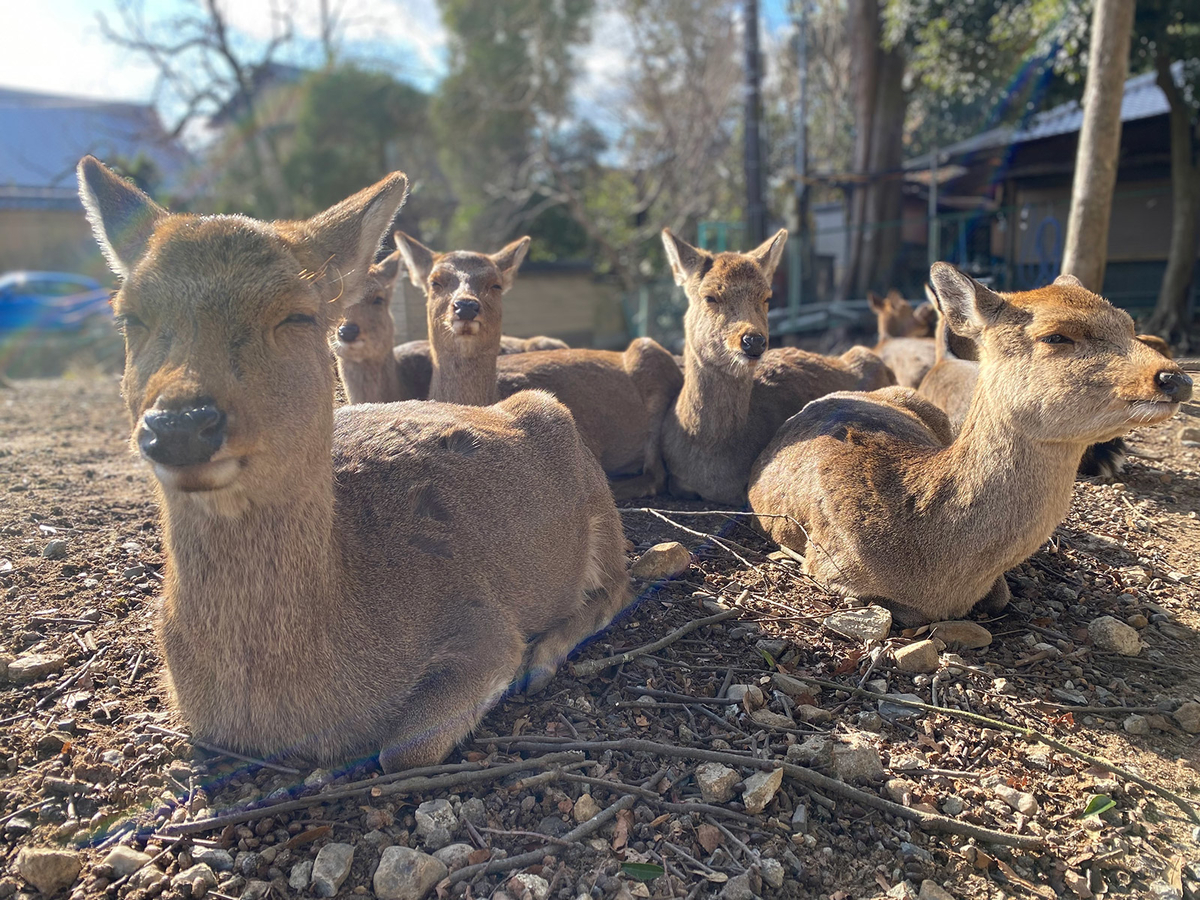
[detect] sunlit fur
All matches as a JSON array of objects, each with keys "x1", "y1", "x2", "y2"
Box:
[
  {"x1": 660, "y1": 228, "x2": 894, "y2": 505},
  {"x1": 79, "y1": 157, "x2": 631, "y2": 771},
  {"x1": 749, "y1": 266, "x2": 1191, "y2": 624},
  {"x1": 869, "y1": 289, "x2": 937, "y2": 388}
]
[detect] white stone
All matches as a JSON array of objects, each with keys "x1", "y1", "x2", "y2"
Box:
[
  {"x1": 191, "y1": 848, "x2": 234, "y2": 872},
  {"x1": 918, "y1": 882, "x2": 957, "y2": 900},
  {"x1": 7, "y1": 654, "x2": 65, "y2": 684},
  {"x1": 987, "y1": 779, "x2": 1039, "y2": 816},
  {"x1": 759, "y1": 858, "x2": 785, "y2": 889},
  {"x1": 695, "y1": 763, "x2": 741, "y2": 803},
  {"x1": 771, "y1": 673, "x2": 818, "y2": 698},
  {"x1": 102, "y1": 847, "x2": 151, "y2": 879},
  {"x1": 13, "y1": 848, "x2": 81, "y2": 895},
  {"x1": 509, "y1": 874, "x2": 550, "y2": 900},
  {"x1": 725, "y1": 684, "x2": 764, "y2": 708},
  {"x1": 1173, "y1": 701, "x2": 1200, "y2": 734},
  {"x1": 573, "y1": 793, "x2": 601, "y2": 823},
  {"x1": 172, "y1": 864, "x2": 217, "y2": 895},
  {"x1": 311, "y1": 842, "x2": 354, "y2": 898},
  {"x1": 894, "y1": 640, "x2": 939, "y2": 674},
  {"x1": 1089, "y1": 616, "x2": 1142, "y2": 656},
  {"x1": 289, "y1": 861, "x2": 314, "y2": 891},
  {"x1": 432, "y1": 844, "x2": 474, "y2": 873},
  {"x1": 786, "y1": 734, "x2": 832, "y2": 767},
  {"x1": 1123, "y1": 714, "x2": 1150, "y2": 735},
  {"x1": 373, "y1": 847, "x2": 448, "y2": 900},
  {"x1": 825, "y1": 606, "x2": 892, "y2": 642},
  {"x1": 631, "y1": 542, "x2": 691, "y2": 580},
  {"x1": 741, "y1": 768, "x2": 783, "y2": 814},
  {"x1": 928, "y1": 621, "x2": 992, "y2": 650},
  {"x1": 748, "y1": 708, "x2": 794, "y2": 729},
  {"x1": 832, "y1": 741, "x2": 883, "y2": 781}
]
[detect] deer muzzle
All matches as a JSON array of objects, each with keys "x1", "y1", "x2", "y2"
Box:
[{"x1": 139, "y1": 402, "x2": 227, "y2": 468}]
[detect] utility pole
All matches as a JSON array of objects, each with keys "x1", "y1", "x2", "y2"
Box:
[
  {"x1": 787, "y1": 0, "x2": 809, "y2": 318},
  {"x1": 743, "y1": 0, "x2": 767, "y2": 248}
]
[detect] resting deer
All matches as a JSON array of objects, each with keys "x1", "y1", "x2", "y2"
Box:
[
  {"x1": 869, "y1": 289, "x2": 937, "y2": 388},
  {"x1": 397, "y1": 232, "x2": 683, "y2": 499},
  {"x1": 660, "y1": 228, "x2": 894, "y2": 506},
  {"x1": 918, "y1": 295, "x2": 1175, "y2": 477},
  {"x1": 78, "y1": 156, "x2": 632, "y2": 771},
  {"x1": 748, "y1": 266, "x2": 1192, "y2": 623}
]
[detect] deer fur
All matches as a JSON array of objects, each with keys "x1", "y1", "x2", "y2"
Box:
[
  {"x1": 748, "y1": 266, "x2": 1192, "y2": 624},
  {"x1": 78, "y1": 156, "x2": 631, "y2": 771},
  {"x1": 501, "y1": 334, "x2": 569, "y2": 353},
  {"x1": 869, "y1": 289, "x2": 937, "y2": 388},
  {"x1": 660, "y1": 228, "x2": 895, "y2": 506}
]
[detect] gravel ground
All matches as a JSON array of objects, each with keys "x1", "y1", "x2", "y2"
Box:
[{"x1": 2, "y1": 375, "x2": 1199, "y2": 900}]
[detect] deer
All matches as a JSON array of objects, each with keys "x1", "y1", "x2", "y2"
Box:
[
  {"x1": 748, "y1": 266, "x2": 1192, "y2": 624},
  {"x1": 869, "y1": 289, "x2": 938, "y2": 388},
  {"x1": 396, "y1": 232, "x2": 684, "y2": 499},
  {"x1": 918, "y1": 293, "x2": 1176, "y2": 478},
  {"x1": 334, "y1": 247, "x2": 567, "y2": 405},
  {"x1": 659, "y1": 228, "x2": 895, "y2": 506},
  {"x1": 77, "y1": 156, "x2": 632, "y2": 772}
]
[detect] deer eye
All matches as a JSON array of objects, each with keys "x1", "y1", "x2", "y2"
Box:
[
  {"x1": 703, "y1": 294, "x2": 719, "y2": 304},
  {"x1": 430, "y1": 279, "x2": 443, "y2": 290},
  {"x1": 1040, "y1": 333, "x2": 1074, "y2": 345},
  {"x1": 371, "y1": 295, "x2": 386, "y2": 306},
  {"x1": 115, "y1": 313, "x2": 146, "y2": 333},
  {"x1": 280, "y1": 313, "x2": 317, "y2": 327},
  {"x1": 492, "y1": 284, "x2": 503, "y2": 292}
]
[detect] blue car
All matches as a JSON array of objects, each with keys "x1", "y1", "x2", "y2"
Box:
[{"x1": 0, "y1": 271, "x2": 113, "y2": 334}]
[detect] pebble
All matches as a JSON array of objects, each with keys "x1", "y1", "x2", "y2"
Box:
[
  {"x1": 572, "y1": 794, "x2": 601, "y2": 823},
  {"x1": 432, "y1": 844, "x2": 473, "y2": 873},
  {"x1": 857, "y1": 711, "x2": 883, "y2": 732},
  {"x1": 311, "y1": 842, "x2": 354, "y2": 897},
  {"x1": 192, "y1": 848, "x2": 234, "y2": 872},
  {"x1": 7, "y1": 654, "x2": 65, "y2": 684},
  {"x1": 796, "y1": 704, "x2": 832, "y2": 725},
  {"x1": 42, "y1": 540, "x2": 68, "y2": 559},
  {"x1": 289, "y1": 861, "x2": 313, "y2": 891},
  {"x1": 240, "y1": 880, "x2": 272, "y2": 900},
  {"x1": 832, "y1": 740, "x2": 884, "y2": 781},
  {"x1": 1147, "y1": 881, "x2": 1182, "y2": 900},
  {"x1": 759, "y1": 858, "x2": 785, "y2": 889},
  {"x1": 1124, "y1": 714, "x2": 1151, "y2": 735},
  {"x1": 918, "y1": 882, "x2": 957, "y2": 900},
  {"x1": 786, "y1": 734, "x2": 833, "y2": 767},
  {"x1": 630, "y1": 542, "x2": 691, "y2": 580},
  {"x1": 718, "y1": 872, "x2": 756, "y2": 900},
  {"x1": 414, "y1": 799, "x2": 457, "y2": 850},
  {"x1": 740, "y1": 767, "x2": 783, "y2": 814},
  {"x1": 1126, "y1": 613, "x2": 1149, "y2": 629},
  {"x1": 941, "y1": 795, "x2": 966, "y2": 816},
  {"x1": 929, "y1": 620, "x2": 992, "y2": 650},
  {"x1": 825, "y1": 606, "x2": 892, "y2": 642},
  {"x1": 879, "y1": 693, "x2": 925, "y2": 722},
  {"x1": 1088, "y1": 616, "x2": 1142, "y2": 656},
  {"x1": 695, "y1": 763, "x2": 741, "y2": 803},
  {"x1": 1174, "y1": 701, "x2": 1200, "y2": 734},
  {"x1": 13, "y1": 848, "x2": 81, "y2": 895},
  {"x1": 171, "y1": 864, "x2": 217, "y2": 895},
  {"x1": 885, "y1": 778, "x2": 915, "y2": 804},
  {"x1": 986, "y1": 778, "x2": 1039, "y2": 816},
  {"x1": 886, "y1": 882, "x2": 917, "y2": 899},
  {"x1": 509, "y1": 874, "x2": 550, "y2": 900},
  {"x1": 373, "y1": 847, "x2": 448, "y2": 900},
  {"x1": 748, "y1": 708, "x2": 795, "y2": 729},
  {"x1": 459, "y1": 797, "x2": 486, "y2": 827},
  {"x1": 894, "y1": 640, "x2": 939, "y2": 674},
  {"x1": 102, "y1": 847, "x2": 151, "y2": 879},
  {"x1": 771, "y1": 673, "x2": 819, "y2": 697},
  {"x1": 725, "y1": 684, "x2": 764, "y2": 709}
]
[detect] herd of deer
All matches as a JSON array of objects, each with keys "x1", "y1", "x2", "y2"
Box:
[{"x1": 75, "y1": 157, "x2": 1192, "y2": 771}]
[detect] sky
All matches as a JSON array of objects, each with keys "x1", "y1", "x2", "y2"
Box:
[{"x1": 0, "y1": 0, "x2": 793, "y2": 112}]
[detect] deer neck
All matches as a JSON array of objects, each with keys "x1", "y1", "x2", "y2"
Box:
[
  {"x1": 674, "y1": 345, "x2": 754, "y2": 440},
  {"x1": 428, "y1": 331, "x2": 499, "y2": 405},
  {"x1": 338, "y1": 354, "x2": 402, "y2": 404}
]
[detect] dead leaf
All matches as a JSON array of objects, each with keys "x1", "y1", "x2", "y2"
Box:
[
  {"x1": 467, "y1": 849, "x2": 490, "y2": 866},
  {"x1": 701, "y1": 872, "x2": 728, "y2": 884},
  {"x1": 284, "y1": 825, "x2": 331, "y2": 849},
  {"x1": 558, "y1": 799, "x2": 574, "y2": 815},
  {"x1": 996, "y1": 860, "x2": 1056, "y2": 899},
  {"x1": 464, "y1": 751, "x2": 487, "y2": 763},
  {"x1": 833, "y1": 649, "x2": 863, "y2": 675},
  {"x1": 1165, "y1": 856, "x2": 1183, "y2": 892},
  {"x1": 612, "y1": 808, "x2": 634, "y2": 852},
  {"x1": 634, "y1": 714, "x2": 650, "y2": 727},
  {"x1": 648, "y1": 813, "x2": 670, "y2": 827},
  {"x1": 696, "y1": 824, "x2": 721, "y2": 854}
]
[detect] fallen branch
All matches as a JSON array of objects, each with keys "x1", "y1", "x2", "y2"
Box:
[
  {"x1": 571, "y1": 604, "x2": 743, "y2": 677},
  {"x1": 146, "y1": 725, "x2": 301, "y2": 775}
]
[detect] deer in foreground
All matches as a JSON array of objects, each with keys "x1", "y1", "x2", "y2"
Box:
[
  {"x1": 918, "y1": 297, "x2": 1175, "y2": 478},
  {"x1": 869, "y1": 289, "x2": 938, "y2": 388},
  {"x1": 78, "y1": 156, "x2": 631, "y2": 771},
  {"x1": 397, "y1": 232, "x2": 684, "y2": 499},
  {"x1": 748, "y1": 266, "x2": 1192, "y2": 624},
  {"x1": 660, "y1": 228, "x2": 895, "y2": 506}
]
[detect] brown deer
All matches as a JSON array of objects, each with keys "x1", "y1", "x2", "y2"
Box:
[
  {"x1": 869, "y1": 289, "x2": 938, "y2": 388},
  {"x1": 78, "y1": 156, "x2": 631, "y2": 771},
  {"x1": 660, "y1": 228, "x2": 894, "y2": 506},
  {"x1": 397, "y1": 232, "x2": 683, "y2": 498},
  {"x1": 501, "y1": 335, "x2": 569, "y2": 353},
  {"x1": 748, "y1": 266, "x2": 1192, "y2": 624}
]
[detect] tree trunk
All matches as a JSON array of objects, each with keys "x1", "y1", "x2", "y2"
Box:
[
  {"x1": 1147, "y1": 55, "x2": 1200, "y2": 344},
  {"x1": 1061, "y1": 0, "x2": 1135, "y2": 290},
  {"x1": 839, "y1": 0, "x2": 881, "y2": 301}
]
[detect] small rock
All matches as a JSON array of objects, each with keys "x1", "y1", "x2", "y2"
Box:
[
  {"x1": 1063, "y1": 870, "x2": 1092, "y2": 899},
  {"x1": 718, "y1": 872, "x2": 756, "y2": 900},
  {"x1": 918, "y1": 882, "x2": 957, "y2": 900},
  {"x1": 1123, "y1": 714, "x2": 1150, "y2": 735},
  {"x1": 741, "y1": 767, "x2": 783, "y2": 814},
  {"x1": 102, "y1": 847, "x2": 151, "y2": 879},
  {"x1": 894, "y1": 640, "x2": 939, "y2": 674},
  {"x1": 13, "y1": 848, "x2": 81, "y2": 895},
  {"x1": 748, "y1": 708, "x2": 794, "y2": 729},
  {"x1": 929, "y1": 621, "x2": 992, "y2": 650},
  {"x1": 572, "y1": 794, "x2": 601, "y2": 823},
  {"x1": 192, "y1": 848, "x2": 234, "y2": 873},
  {"x1": 1089, "y1": 616, "x2": 1142, "y2": 656},
  {"x1": 310, "y1": 843, "x2": 354, "y2": 897},
  {"x1": 289, "y1": 861, "x2": 313, "y2": 892},
  {"x1": 509, "y1": 874, "x2": 550, "y2": 900},
  {"x1": 459, "y1": 797, "x2": 486, "y2": 827},
  {"x1": 725, "y1": 684, "x2": 764, "y2": 709},
  {"x1": 986, "y1": 779, "x2": 1039, "y2": 816},
  {"x1": 240, "y1": 880, "x2": 271, "y2": 900},
  {"x1": 1126, "y1": 613, "x2": 1148, "y2": 629},
  {"x1": 631, "y1": 542, "x2": 691, "y2": 580},
  {"x1": 832, "y1": 741, "x2": 883, "y2": 781},
  {"x1": 1173, "y1": 701, "x2": 1200, "y2": 734},
  {"x1": 886, "y1": 882, "x2": 918, "y2": 900},
  {"x1": 771, "y1": 673, "x2": 818, "y2": 698},
  {"x1": 373, "y1": 847, "x2": 448, "y2": 900},
  {"x1": 129, "y1": 866, "x2": 165, "y2": 889},
  {"x1": 171, "y1": 865, "x2": 217, "y2": 894},
  {"x1": 857, "y1": 711, "x2": 883, "y2": 731},
  {"x1": 42, "y1": 540, "x2": 68, "y2": 560},
  {"x1": 7, "y1": 654, "x2": 65, "y2": 684},
  {"x1": 941, "y1": 795, "x2": 965, "y2": 816},
  {"x1": 900, "y1": 842, "x2": 933, "y2": 864},
  {"x1": 1147, "y1": 881, "x2": 1182, "y2": 900},
  {"x1": 414, "y1": 799, "x2": 456, "y2": 849},
  {"x1": 796, "y1": 704, "x2": 831, "y2": 725},
  {"x1": 759, "y1": 858, "x2": 785, "y2": 889},
  {"x1": 885, "y1": 778, "x2": 915, "y2": 804},
  {"x1": 825, "y1": 606, "x2": 892, "y2": 642},
  {"x1": 695, "y1": 763, "x2": 741, "y2": 803},
  {"x1": 879, "y1": 692, "x2": 925, "y2": 722},
  {"x1": 786, "y1": 734, "x2": 832, "y2": 767},
  {"x1": 432, "y1": 844, "x2": 473, "y2": 873}
]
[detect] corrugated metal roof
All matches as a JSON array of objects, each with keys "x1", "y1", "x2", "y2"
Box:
[
  {"x1": 906, "y1": 61, "x2": 1180, "y2": 170},
  {"x1": 0, "y1": 86, "x2": 188, "y2": 203}
]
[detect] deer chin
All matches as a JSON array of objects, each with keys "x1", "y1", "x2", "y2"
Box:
[
  {"x1": 151, "y1": 457, "x2": 243, "y2": 495},
  {"x1": 334, "y1": 339, "x2": 371, "y2": 363},
  {"x1": 1123, "y1": 398, "x2": 1180, "y2": 426},
  {"x1": 451, "y1": 320, "x2": 481, "y2": 337}
]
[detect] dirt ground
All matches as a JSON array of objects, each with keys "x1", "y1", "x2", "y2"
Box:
[{"x1": 2, "y1": 375, "x2": 1199, "y2": 900}]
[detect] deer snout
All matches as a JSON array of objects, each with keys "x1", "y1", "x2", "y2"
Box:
[
  {"x1": 1155, "y1": 369, "x2": 1193, "y2": 401},
  {"x1": 337, "y1": 322, "x2": 360, "y2": 342},
  {"x1": 139, "y1": 402, "x2": 227, "y2": 467},
  {"x1": 740, "y1": 333, "x2": 767, "y2": 359},
  {"x1": 453, "y1": 299, "x2": 481, "y2": 321}
]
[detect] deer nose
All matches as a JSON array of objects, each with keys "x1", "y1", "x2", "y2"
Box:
[
  {"x1": 453, "y1": 299, "x2": 480, "y2": 321},
  {"x1": 139, "y1": 402, "x2": 227, "y2": 467},
  {"x1": 337, "y1": 322, "x2": 360, "y2": 342},
  {"x1": 741, "y1": 333, "x2": 767, "y2": 359},
  {"x1": 1155, "y1": 369, "x2": 1193, "y2": 401}
]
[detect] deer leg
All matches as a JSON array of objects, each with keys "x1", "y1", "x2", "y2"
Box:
[{"x1": 977, "y1": 574, "x2": 1011, "y2": 615}]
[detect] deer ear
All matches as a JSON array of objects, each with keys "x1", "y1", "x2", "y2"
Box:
[
  {"x1": 394, "y1": 231, "x2": 435, "y2": 289},
  {"x1": 77, "y1": 155, "x2": 168, "y2": 278},
  {"x1": 1054, "y1": 273, "x2": 1083, "y2": 287},
  {"x1": 928, "y1": 263, "x2": 1006, "y2": 340},
  {"x1": 746, "y1": 228, "x2": 788, "y2": 282},
  {"x1": 371, "y1": 249, "x2": 402, "y2": 283},
  {"x1": 867, "y1": 291, "x2": 885, "y2": 313},
  {"x1": 282, "y1": 171, "x2": 409, "y2": 311},
  {"x1": 489, "y1": 236, "x2": 531, "y2": 293},
  {"x1": 661, "y1": 228, "x2": 711, "y2": 288}
]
